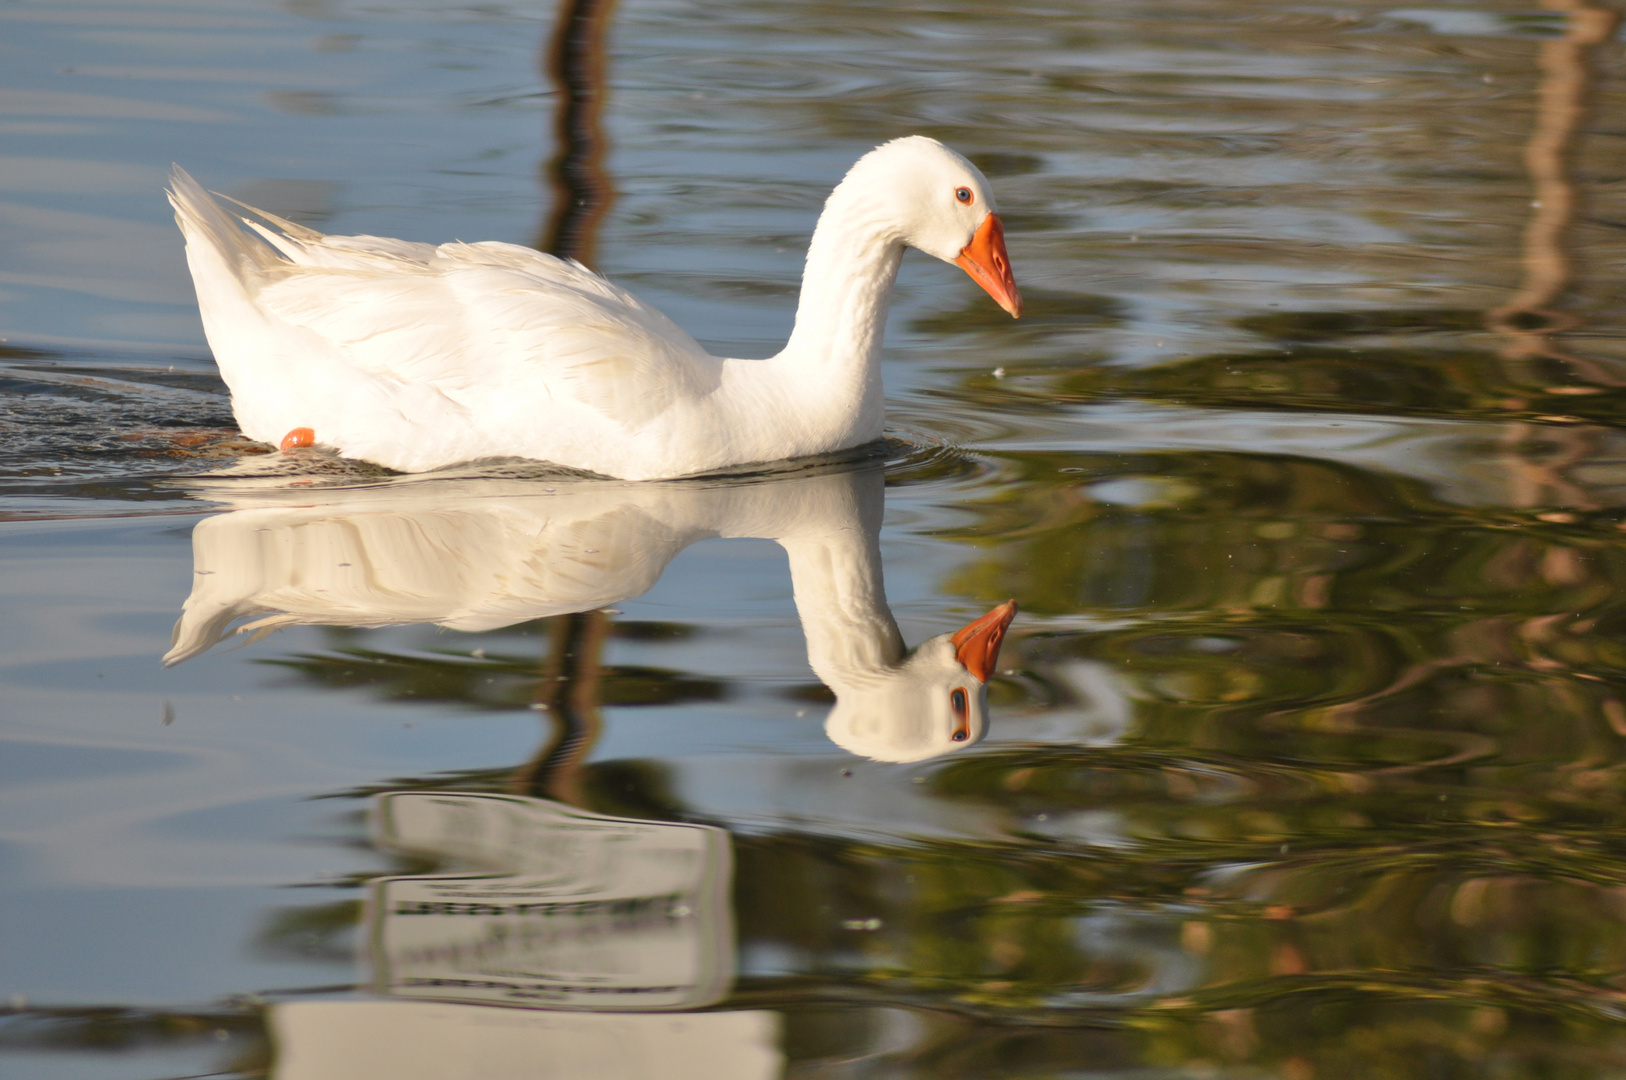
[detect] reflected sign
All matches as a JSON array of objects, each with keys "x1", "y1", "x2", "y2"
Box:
[{"x1": 367, "y1": 792, "x2": 734, "y2": 1010}]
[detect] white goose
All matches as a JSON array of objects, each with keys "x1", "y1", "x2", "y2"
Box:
[
  {"x1": 168, "y1": 137, "x2": 1022, "y2": 480},
  {"x1": 165, "y1": 465, "x2": 1016, "y2": 762}
]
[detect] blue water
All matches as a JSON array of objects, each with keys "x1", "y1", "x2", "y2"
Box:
[{"x1": 6, "y1": 1, "x2": 1626, "y2": 1077}]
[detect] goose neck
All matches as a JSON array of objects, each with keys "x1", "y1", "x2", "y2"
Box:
[{"x1": 782, "y1": 190, "x2": 905, "y2": 372}]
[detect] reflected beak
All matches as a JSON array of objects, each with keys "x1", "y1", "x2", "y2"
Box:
[
  {"x1": 954, "y1": 213, "x2": 1022, "y2": 318},
  {"x1": 950, "y1": 599, "x2": 1019, "y2": 683}
]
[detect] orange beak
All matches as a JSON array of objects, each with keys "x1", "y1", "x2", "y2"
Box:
[
  {"x1": 950, "y1": 599, "x2": 1018, "y2": 683},
  {"x1": 954, "y1": 213, "x2": 1022, "y2": 318}
]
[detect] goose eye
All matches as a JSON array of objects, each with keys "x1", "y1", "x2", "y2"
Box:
[
  {"x1": 954, "y1": 186, "x2": 973, "y2": 205},
  {"x1": 950, "y1": 688, "x2": 970, "y2": 741}
]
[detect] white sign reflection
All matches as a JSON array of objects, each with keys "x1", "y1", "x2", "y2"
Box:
[
  {"x1": 367, "y1": 792, "x2": 733, "y2": 1011},
  {"x1": 269, "y1": 791, "x2": 779, "y2": 1080}
]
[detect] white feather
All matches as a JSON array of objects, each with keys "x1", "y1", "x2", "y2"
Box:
[{"x1": 167, "y1": 137, "x2": 1006, "y2": 479}]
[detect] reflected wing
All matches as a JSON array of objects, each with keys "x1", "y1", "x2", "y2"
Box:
[{"x1": 163, "y1": 494, "x2": 691, "y2": 665}]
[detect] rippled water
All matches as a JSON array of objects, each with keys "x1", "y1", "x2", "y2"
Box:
[{"x1": 6, "y1": 0, "x2": 1626, "y2": 1077}]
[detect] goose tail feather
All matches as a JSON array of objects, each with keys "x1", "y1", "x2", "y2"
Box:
[{"x1": 166, "y1": 165, "x2": 287, "y2": 280}]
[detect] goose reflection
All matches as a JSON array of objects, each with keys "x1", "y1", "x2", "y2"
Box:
[{"x1": 167, "y1": 462, "x2": 1016, "y2": 761}]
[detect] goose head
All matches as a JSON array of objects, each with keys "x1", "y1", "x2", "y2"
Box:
[
  {"x1": 829, "y1": 136, "x2": 1023, "y2": 318},
  {"x1": 824, "y1": 600, "x2": 1018, "y2": 763}
]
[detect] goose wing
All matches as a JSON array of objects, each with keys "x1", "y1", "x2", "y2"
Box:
[{"x1": 231, "y1": 205, "x2": 717, "y2": 429}]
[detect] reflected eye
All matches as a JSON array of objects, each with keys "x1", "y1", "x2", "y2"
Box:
[
  {"x1": 954, "y1": 186, "x2": 973, "y2": 205},
  {"x1": 950, "y1": 688, "x2": 970, "y2": 741}
]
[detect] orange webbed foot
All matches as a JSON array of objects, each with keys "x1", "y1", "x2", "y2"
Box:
[{"x1": 279, "y1": 427, "x2": 316, "y2": 450}]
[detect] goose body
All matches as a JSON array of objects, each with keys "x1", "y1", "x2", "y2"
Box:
[{"x1": 168, "y1": 138, "x2": 1021, "y2": 480}]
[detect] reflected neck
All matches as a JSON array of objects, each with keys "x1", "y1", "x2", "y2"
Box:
[{"x1": 772, "y1": 469, "x2": 903, "y2": 687}]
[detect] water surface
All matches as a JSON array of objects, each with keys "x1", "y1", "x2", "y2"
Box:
[{"x1": 5, "y1": 0, "x2": 1626, "y2": 1077}]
